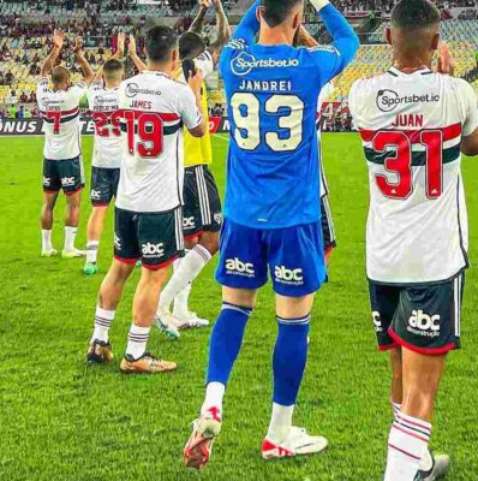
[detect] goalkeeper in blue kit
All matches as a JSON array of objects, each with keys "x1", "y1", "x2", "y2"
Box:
[{"x1": 184, "y1": 0, "x2": 359, "y2": 468}]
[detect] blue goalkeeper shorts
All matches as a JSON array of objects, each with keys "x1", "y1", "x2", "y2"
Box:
[{"x1": 216, "y1": 218, "x2": 327, "y2": 297}]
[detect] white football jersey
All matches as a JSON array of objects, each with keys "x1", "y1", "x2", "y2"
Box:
[
  {"x1": 317, "y1": 82, "x2": 333, "y2": 198},
  {"x1": 37, "y1": 77, "x2": 86, "y2": 160},
  {"x1": 349, "y1": 67, "x2": 478, "y2": 284},
  {"x1": 87, "y1": 80, "x2": 122, "y2": 169},
  {"x1": 116, "y1": 71, "x2": 203, "y2": 213}
]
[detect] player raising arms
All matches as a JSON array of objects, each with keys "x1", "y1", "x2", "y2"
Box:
[
  {"x1": 83, "y1": 33, "x2": 126, "y2": 275},
  {"x1": 129, "y1": 0, "x2": 230, "y2": 333},
  {"x1": 184, "y1": 0, "x2": 358, "y2": 468},
  {"x1": 86, "y1": 26, "x2": 207, "y2": 374},
  {"x1": 38, "y1": 31, "x2": 94, "y2": 258},
  {"x1": 349, "y1": 1, "x2": 478, "y2": 480}
]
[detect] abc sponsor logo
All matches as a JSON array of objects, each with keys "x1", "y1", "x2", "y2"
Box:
[
  {"x1": 231, "y1": 51, "x2": 299, "y2": 76},
  {"x1": 225, "y1": 257, "x2": 255, "y2": 277},
  {"x1": 274, "y1": 266, "x2": 304, "y2": 285},
  {"x1": 142, "y1": 242, "x2": 165, "y2": 258},
  {"x1": 90, "y1": 189, "x2": 101, "y2": 200},
  {"x1": 376, "y1": 89, "x2": 440, "y2": 113},
  {"x1": 61, "y1": 176, "x2": 76, "y2": 187},
  {"x1": 183, "y1": 216, "x2": 196, "y2": 229},
  {"x1": 407, "y1": 309, "x2": 441, "y2": 338},
  {"x1": 114, "y1": 234, "x2": 122, "y2": 250}
]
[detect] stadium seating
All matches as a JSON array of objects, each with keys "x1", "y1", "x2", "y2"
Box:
[{"x1": 0, "y1": 0, "x2": 477, "y2": 112}]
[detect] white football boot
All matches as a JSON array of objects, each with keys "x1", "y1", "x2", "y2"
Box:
[
  {"x1": 61, "y1": 248, "x2": 85, "y2": 258},
  {"x1": 261, "y1": 426, "x2": 328, "y2": 460},
  {"x1": 184, "y1": 407, "x2": 222, "y2": 470},
  {"x1": 174, "y1": 310, "x2": 210, "y2": 329},
  {"x1": 155, "y1": 309, "x2": 181, "y2": 339},
  {"x1": 41, "y1": 248, "x2": 58, "y2": 257}
]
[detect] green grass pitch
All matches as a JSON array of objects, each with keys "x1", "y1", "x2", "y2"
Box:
[{"x1": 0, "y1": 133, "x2": 477, "y2": 481}]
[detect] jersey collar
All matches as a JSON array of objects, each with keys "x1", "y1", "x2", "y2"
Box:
[{"x1": 387, "y1": 66, "x2": 433, "y2": 76}]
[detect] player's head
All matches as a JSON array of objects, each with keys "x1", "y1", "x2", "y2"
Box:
[
  {"x1": 103, "y1": 58, "x2": 124, "y2": 86},
  {"x1": 179, "y1": 32, "x2": 206, "y2": 60},
  {"x1": 258, "y1": 0, "x2": 304, "y2": 41},
  {"x1": 144, "y1": 25, "x2": 179, "y2": 70},
  {"x1": 387, "y1": 0, "x2": 441, "y2": 64},
  {"x1": 51, "y1": 66, "x2": 70, "y2": 91}
]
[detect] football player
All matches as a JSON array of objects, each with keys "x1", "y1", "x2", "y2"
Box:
[
  {"x1": 83, "y1": 33, "x2": 126, "y2": 275},
  {"x1": 129, "y1": 0, "x2": 231, "y2": 335},
  {"x1": 183, "y1": 0, "x2": 358, "y2": 468},
  {"x1": 349, "y1": 1, "x2": 478, "y2": 479},
  {"x1": 38, "y1": 31, "x2": 94, "y2": 258},
  {"x1": 86, "y1": 26, "x2": 207, "y2": 373}
]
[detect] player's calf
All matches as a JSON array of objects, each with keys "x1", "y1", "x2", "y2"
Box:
[{"x1": 84, "y1": 206, "x2": 108, "y2": 275}]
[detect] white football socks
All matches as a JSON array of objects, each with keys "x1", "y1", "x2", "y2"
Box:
[
  {"x1": 92, "y1": 306, "x2": 115, "y2": 343},
  {"x1": 390, "y1": 401, "x2": 432, "y2": 472},
  {"x1": 266, "y1": 403, "x2": 294, "y2": 443},
  {"x1": 159, "y1": 244, "x2": 212, "y2": 311},
  {"x1": 86, "y1": 240, "x2": 99, "y2": 264},
  {"x1": 64, "y1": 226, "x2": 78, "y2": 252},
  {"x1": 126, "y1": 324, "x2": 151, "y2": 360},
  {"x1": 384, "y1": 412, "x2": 432, "y2": 481},
  {"x1": 41, "y1": 229, "x2": 53, "y2": 251},
  {"x1": 201, "y1": 382, "x2": 225, "y2": 417}
]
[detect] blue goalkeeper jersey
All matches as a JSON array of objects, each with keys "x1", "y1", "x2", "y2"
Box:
[{"x1": 219, "y1": 1, "x2": 359, "y2": 229}]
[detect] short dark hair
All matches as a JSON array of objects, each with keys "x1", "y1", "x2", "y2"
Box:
[
  {"x1": 261, "y1": 0, "x2": 302, "y2": 28},
  {"x1": 103, "y1": 58, "x2": 124, "y2": 74},
  {"x1": 145, "y1": 25, "x2": 178, "y2": 63},
  {"x1": 51, "y1": 66, "x2": 69, "y2": 85},
  {"x1": 179, "y1": 32, "x2": 206, "y2": 60},
  {"x1": 391, "y1": 0, "x2": 440, "y2": 30}
]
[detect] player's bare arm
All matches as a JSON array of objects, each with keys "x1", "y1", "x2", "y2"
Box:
[
  {"x1": 462, "y1": 127, "x2": 478, "y2": 156},
  {"x1": 189, "y1": 0, "x2": 209, "y2": 34},
  {"x1": 90, "y1": 32, "x2": 126, "y2": 84},
  {"x1": 41, "y1": 29, "x2": 64, "y2": 76},
  {"x1": 207, "y1": 0, "x2": 231, "y2": 62},
  {"x1": 187, "y1": 70, "x2": 207, "y2": 137},
  {"x1": 128, "y1": 34, "x2": 147, "y2": 73},
  {"x1": 74, "y1": 37, "x2": 95, "y2": 84},
  {"x1": 295, "y1": 25, "x2": 319, "y2": 48}
]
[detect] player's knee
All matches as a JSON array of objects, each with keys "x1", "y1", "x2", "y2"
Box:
[{"x1": 141, "y1": 266, "x2": 168, "y2": 288}]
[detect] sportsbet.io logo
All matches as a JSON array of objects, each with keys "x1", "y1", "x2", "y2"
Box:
[
  {"x1": 376, "y1": 89, "x2": 400, "y2": 112},
  {"x1": 376, "y1": 89, "x2": 440, "y2": 113},
  {"x1": 231, "y1": 52, "x2": 299, "y2": 76},
  {"x1": 125, "y1": 82, "x2": 140, "y2": 98}
]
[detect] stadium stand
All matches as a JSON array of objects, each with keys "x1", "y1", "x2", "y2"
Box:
[{"x1": 0, "y1": 0, "x2": 477, "y2": 119}]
